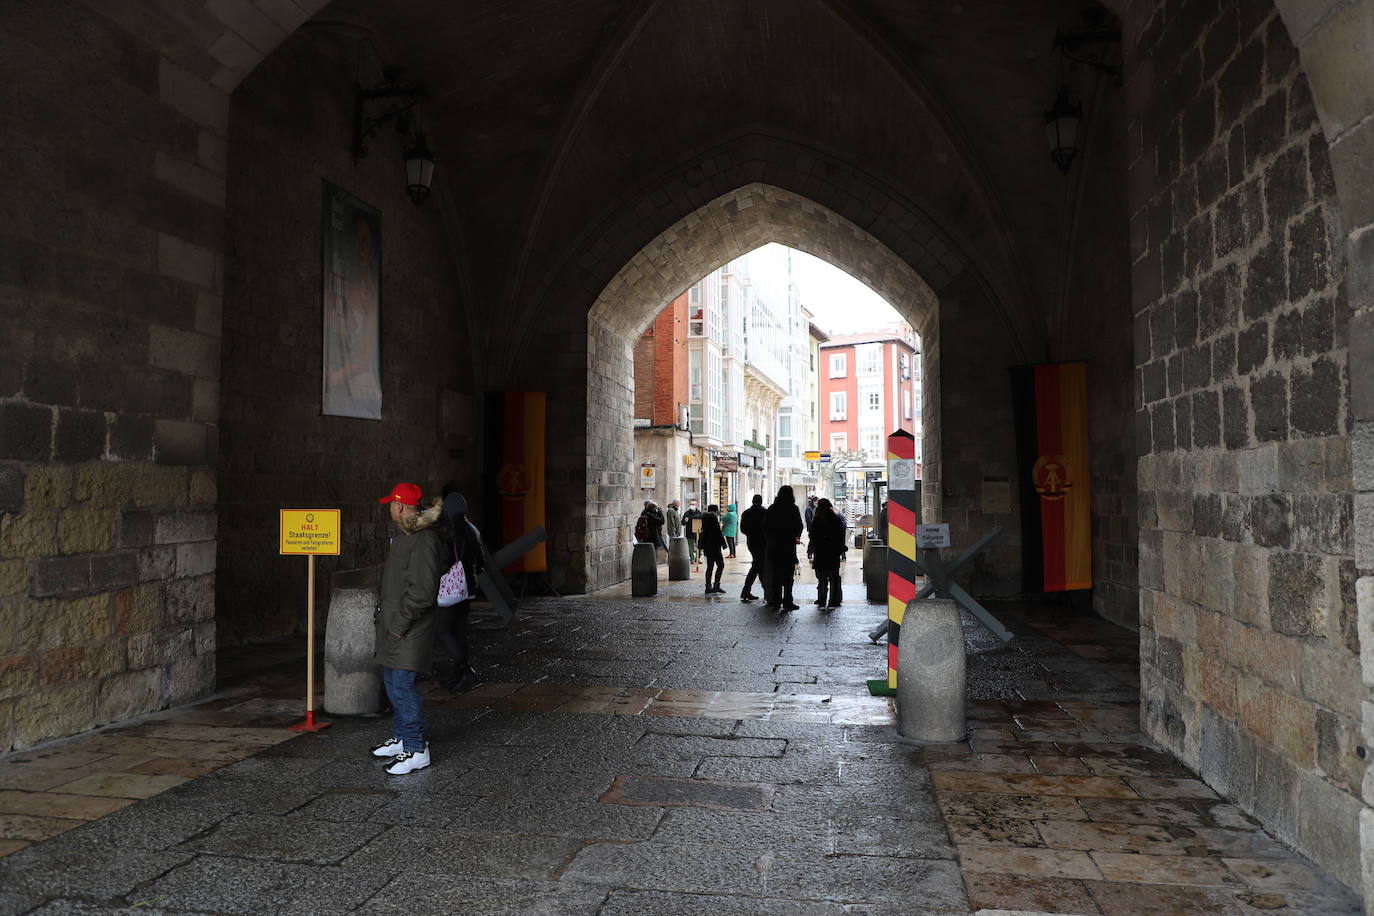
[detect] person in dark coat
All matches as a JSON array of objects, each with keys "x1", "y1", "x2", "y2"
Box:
[
  {"x1": 877, "y1": 500, "x2": 889, "y2": 544},
  {"x1": 682, "y1": 501, "x2": 703, "y2": 562},
  {"x1": 641, "y1": 501, "x2": 667, "y2": 552},
  {"x1": 438, "y1": 484, "x2": 485, "y2": 693},
  {"x1": 738, "y1": 494, "x2": 767, "y2": 602},
  {"x1": 807, "y1": 498, "x2": 847, "y2": 608},
  {"x1": 698, "y1": 504, "x2": 728, "y2": 594},
  {"x1": 762, "y1": 485, "x2": 804, "y2": 611},
  {"x1": 804, "y1": 495, "x2": 817, "y2": 533},
  {"x1": 371, "y1": 482, "x2": 444, "y2": 775}
]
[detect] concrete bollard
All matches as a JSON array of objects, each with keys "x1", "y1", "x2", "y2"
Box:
[
  {"x1": 631, "y1": 542, "x2": 658, "y2": 596},
  {"x1": 896, "y1": 598, "x2": 966, "y2": 743},
  {"x1": 865, "y1": 540, "x2": 887, "y2": 603},
  {"x1": 323, "y1": 565, "x2": 383, "y2": 716},
  {"x1": 668, "y1": 537, "x2": 691, "y2": 580}
]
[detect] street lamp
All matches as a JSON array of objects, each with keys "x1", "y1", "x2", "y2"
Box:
[
  {"x1": 1044, "y1": 10, "x2": 1121, "y2": 174},
  {"x1": 1044, "y1": 87, "x2": 1083, "y2": 173},
  {"x1": 403, "y1": 132, "x2": 436, "y2": 206},
  {"x1": 354, "y1": 66, "x2": 435, "y2": 207}
]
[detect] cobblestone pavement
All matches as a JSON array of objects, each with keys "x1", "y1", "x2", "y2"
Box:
[{"x1": 0, "y1": 556, "x2": 1361, "y2": 914}]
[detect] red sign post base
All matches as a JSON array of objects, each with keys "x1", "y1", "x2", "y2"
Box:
[{"x1": 289, "y1": 709, "x2": 333, "y2": 733}]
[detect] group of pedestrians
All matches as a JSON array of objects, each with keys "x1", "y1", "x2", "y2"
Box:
[
  {"x1": 641, "y1": 488, "x2": 846, "y2": 611},
  {"x1": 738, "y1": 485, "x2": 847, "y2": 611},
  {"x1": 640, "y1": 498, "x2": 735, "y2": 563}
]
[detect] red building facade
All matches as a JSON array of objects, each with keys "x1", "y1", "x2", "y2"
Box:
[{"x1": 817, "y1": 331, "x2": 920, "y2": 468}]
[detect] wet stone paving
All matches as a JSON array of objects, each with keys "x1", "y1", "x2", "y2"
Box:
[{"x1": 0, "y1": 556, "x2": 1362, "y2": 914}]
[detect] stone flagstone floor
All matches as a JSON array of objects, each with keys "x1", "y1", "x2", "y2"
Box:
[{"x1": 0, "y1": 553, "x2": 1361, "y2": 914}]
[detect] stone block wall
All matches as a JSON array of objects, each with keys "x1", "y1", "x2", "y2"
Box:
[
  {"x1": 1125, "y1": 1, "x2": 1359, "y2": 886},
  {"x1": 0, "y1": 6, "x2": 233, "y2": 750},
  {"x1": 216, "y1": 29, "x2": 467, "y2": 644},
  {"x1": 935, "y1": 276, "x2": 1023, "y2": 597}
]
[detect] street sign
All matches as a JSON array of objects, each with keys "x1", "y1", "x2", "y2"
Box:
[
  {"x1": 279, "y1": 508, "x2": 340, "y2": 734},
  {"x1": 916, "y1": 523, "x2": 951, "y2": 549},
  {"x1": 279, "y1": 509, "x2": 341, "y2": 555},
  {"x1": 640, "y1": 463, "x2": 656, "y2": 490},
  {"x1": 819, "y1": 452, "x2": 831, "y2": 463},
  {"x1": 803, "y1": 450, "x2": 821, "y2": 461}
]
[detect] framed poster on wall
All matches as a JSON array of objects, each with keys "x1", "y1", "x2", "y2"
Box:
[{"x1": 321, "y1": 181, "x2": 383, "y2": 420}]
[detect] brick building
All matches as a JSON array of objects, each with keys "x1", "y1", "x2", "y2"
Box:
[{"x1": 818, "y1": 329, "x2": 921, "y2": 515}]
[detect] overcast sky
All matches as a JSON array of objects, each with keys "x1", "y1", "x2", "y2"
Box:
[{"x1": 743, "y1": 242, "x2": 906, "y2": 338}]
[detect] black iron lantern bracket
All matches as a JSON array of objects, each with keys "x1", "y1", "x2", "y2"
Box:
[
  {"x1": 353, "y1": 66, "x2": 428, "y2": 162},
  {"x1": 1052, "y1": 12, "x2": 1122, "y2": 85}
]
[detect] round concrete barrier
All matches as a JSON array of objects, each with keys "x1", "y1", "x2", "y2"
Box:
[
  {"x1": 668, "y1": 537, "x2": 691, "y2": 580},
  {"x1": 631, "y1": 542, "x2": 658, "y2": 596},
  {"x1": 896, "y1": 597, "x2": 966, "y2": 743},
  {"x1": 323, "y1": 565, "x2": 383, "y2": 716}
]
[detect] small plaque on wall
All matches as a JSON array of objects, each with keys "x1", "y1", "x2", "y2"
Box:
[
  {"x1": 440, "y1": 389, "x2": 475, "y2": 439},
  {"x1": 983, "y1": 476, "x2": 1011, "y2": 514}
]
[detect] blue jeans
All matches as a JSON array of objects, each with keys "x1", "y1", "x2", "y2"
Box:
[{"x1": 382, "y1": 667, "x2": 426, "y2": 752}]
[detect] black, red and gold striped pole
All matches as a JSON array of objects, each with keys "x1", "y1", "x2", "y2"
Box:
[{"x1": 885, "y1": 430, "x2": 917, "y2": 689}]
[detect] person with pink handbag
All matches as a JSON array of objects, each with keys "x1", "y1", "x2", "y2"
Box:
[{"x1": 436, "y1": 484, "x2": 485, "y2": 693}]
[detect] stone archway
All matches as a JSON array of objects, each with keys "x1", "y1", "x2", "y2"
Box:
[{"x1": 578, "y1": 183, "x2": 943, "y2": 591}]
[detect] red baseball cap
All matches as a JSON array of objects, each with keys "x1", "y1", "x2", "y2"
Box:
[{"x1": 378, "y1": 482, "x2": 422, "y2": 506}]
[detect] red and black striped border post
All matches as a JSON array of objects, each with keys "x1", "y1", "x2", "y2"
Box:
[{"x1": 885, "y1": 430, "x2": 917, "y2": 689}]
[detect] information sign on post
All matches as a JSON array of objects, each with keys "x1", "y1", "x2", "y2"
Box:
[
  {"x1": 916, "y1": 523, "x2": 951, "y2": 549},
  {"x1": 280, "y1": 509, "x2": 340, "y2": 733},
  {"x1": 279, "y1": 509, "x2": 341, "y2": 555},
  {"x1": 640, "y1": 463, "x2": 656, "y2": 490}
]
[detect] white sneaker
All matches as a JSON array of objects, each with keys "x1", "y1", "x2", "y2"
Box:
[
  {"x1": 385, "y1": 744, "x2": 430, "y2": 775},
  {"x1": 371, "y1": 738, "x2": 404, "y2": 758}
]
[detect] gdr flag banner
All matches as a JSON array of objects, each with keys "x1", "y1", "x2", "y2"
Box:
[{"x1": 1011, "y1": 361, "x2": 1092, "y2": 592}]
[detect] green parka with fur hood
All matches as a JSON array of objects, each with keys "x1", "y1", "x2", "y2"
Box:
[{"x1": 375, "y1": 499, "x2": 445, "y2": 674}]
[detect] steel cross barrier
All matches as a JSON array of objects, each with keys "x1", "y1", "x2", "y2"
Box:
[
  {"x1": 868, "y1": 526, "x2": 1012, "y2": 644},
  {"x1": 476, "y1": 525, "x2": 548, "y2": 627}
]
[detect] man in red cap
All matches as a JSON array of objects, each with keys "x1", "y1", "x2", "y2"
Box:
[{"x1": 370, "y1": 481, "x2": 444, "y2": 774}]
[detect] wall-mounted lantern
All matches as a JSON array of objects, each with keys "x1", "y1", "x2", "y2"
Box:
[
  {"x1": 354, "y1": 66, "x2": 435, "y2": 206},
  {"x1": 1045, "y1": 10, "x2": 1121, "y2": 174},
  {"x1": 1044, "y1": 87, "x2": 1084, "y2": 173}
]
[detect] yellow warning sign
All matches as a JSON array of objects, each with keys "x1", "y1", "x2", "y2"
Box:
[{"x1": 279, "y1": 509, "x2": 341, "y2": 556}]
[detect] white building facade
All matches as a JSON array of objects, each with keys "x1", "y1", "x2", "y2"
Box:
[{"x1": 681, "y1": 250, "x2": 818, "y2": 509}]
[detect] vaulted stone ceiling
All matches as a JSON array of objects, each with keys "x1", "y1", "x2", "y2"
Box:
[{"x1": 318, "y1": 0, "x2": 1123, "y2": 359}]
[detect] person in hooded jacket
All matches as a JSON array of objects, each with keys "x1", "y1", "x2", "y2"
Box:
[
  {"x1": 438, "y1": 483, "x2": 485, "y2": 693},
  {"x1": 721, "y1": 503, "x2": 739, "y2": 557},
  {"x1": 762, "y1": 485, "x2": 804, "y2": 611},
  {"x1": 698, "y1": 504, "x2": 728, "y2": 594},
  {"x1": 737, "y1": 494, "x2": 767, "y2": 602},
  {"x1": 806, "y1": 497, "x2": 847, "y2": 608},
  {"x1": 371, "y1": 482, "x2": 444, "y2": 775}
]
